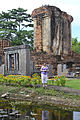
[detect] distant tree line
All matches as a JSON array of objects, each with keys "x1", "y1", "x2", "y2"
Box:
[
  {"x1": 0, "y1": 8, "x2": 33, "y2": 49},
  {"x1": 72, "y1": 37, "x2": 80, "y2": 54}
]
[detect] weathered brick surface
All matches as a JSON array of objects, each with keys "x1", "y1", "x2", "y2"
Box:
[
  {"x1": 0, "y1": 39, "x2": 10, "y2": 55},
  {"x1": 36, "y1": 25, "x2": 43, "y2": 51},
  {"x1": 31, "y1": 5, "x2": 73, "y2": 55},
  {"x1": 31, "y1": 51, "x2": 61, "y2": 75},
  {"x1": 0, "y1": 39, "x2": 10, "y2": 63},
  {"x1": 30, "y1": 50, "x2": 80, "y2": 75}
]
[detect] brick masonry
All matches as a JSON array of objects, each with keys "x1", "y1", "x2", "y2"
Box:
[
  {"x1": 31, "y1": 5, "x2": 73, "y2": 55},
  {"x1": 0, "y1": 38, "x2": 10, "y2": 63}
]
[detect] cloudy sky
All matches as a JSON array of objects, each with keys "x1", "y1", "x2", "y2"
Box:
[{"x1": 0, "y1": 0, "x2": 80, "y2": 41}]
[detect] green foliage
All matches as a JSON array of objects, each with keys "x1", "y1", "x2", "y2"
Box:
[
  {"x1": 60, "y1": 76, "x2": 66, "y2": 86},
  {"x1": 0, "y1": 8, "x2": 33, "y2": 49},
  {"x1": 55, "y1": 76, "x2": 61, "y2": 86},
  {"x1": 31, "y1": 73, "x2": 41, "y2": 87},
  {"x1": 72, "y1": 38, "x2": 80, "y2": 54},
  {"x1": 47, "y1": 76, "x2": 66, "y2": 86}
]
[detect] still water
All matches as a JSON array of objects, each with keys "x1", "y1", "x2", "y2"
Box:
[{"x1": 0, "y1": 99, "x2": 79, "y2": 120}]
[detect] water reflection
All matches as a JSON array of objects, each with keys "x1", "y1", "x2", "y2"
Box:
[
  {"x1": 73, "y1": 111, "x2": 80, "y2": 120},
  {"x1": 42, "y1": 110, "x2": 48, "y2": 120},
  {"x1": 0, "y1": 99, "x2": 79, "y2": 120}
]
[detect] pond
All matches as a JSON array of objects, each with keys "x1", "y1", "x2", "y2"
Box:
[{"x1": 0, "y1": 99, "x2": 79, "y2": 120}]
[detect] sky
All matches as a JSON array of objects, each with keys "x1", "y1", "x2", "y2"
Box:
[{"x1": 0, "y1": 0, "x2": 80, "y2": 41}]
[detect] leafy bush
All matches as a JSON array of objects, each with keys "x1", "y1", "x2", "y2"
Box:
[
  {"x1": 31, "y1": 73, "x2": 41, "y2": 87},
  {"x1": 48, "y1": 75, "x2": 66, "y2": 86},
  {"x1": 60, "y1": 76, "x2": 66, "y2": 86}
]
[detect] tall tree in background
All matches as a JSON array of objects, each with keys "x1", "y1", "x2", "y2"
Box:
[
  {"x1": 0, "y1": 8, "x2": 33, "y2": 49},
  {"x1": 72, "y1": 37, "x2": 80, "y2": 54}
]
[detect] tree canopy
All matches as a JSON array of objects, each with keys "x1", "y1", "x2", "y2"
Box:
[
  {"x1": 72, "y1": 38, "x2": 80, "y2": 54},
  {"x1": 0, "y1": 8, "x2": 33, "y2": 49}
]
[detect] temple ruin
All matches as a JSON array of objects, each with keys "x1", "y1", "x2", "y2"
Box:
[
  {"x1": 4, "y1": 45, "x2": 31, "y2": 75},
  {"x1": 31, "y1": 5, "x2": 80, "y2": 77},
  {"x1": 0, "y1": 5, "x2": 80, "y2": 77},
  {"x1": 31, "y1": 5, "x2": 73, "y2": 55},
  {"x1": 0, "y1": 38, "x2": 10, "y2": 74}
]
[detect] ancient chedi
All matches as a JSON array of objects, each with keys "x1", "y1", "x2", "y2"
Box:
[{"x1": 31, "y1": 5, "x2": 73, "y2": 55}]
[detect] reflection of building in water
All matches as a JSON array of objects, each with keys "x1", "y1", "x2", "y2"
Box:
[
  {"x1": 37, "y1": 109, "x2": 73, "y2": 120},
  {"x1": 73, "y1": 111, "x2": 80, "y2": 120},
  {"x1": 42, "y1": 110, "x2": 48, "y2": 120}
]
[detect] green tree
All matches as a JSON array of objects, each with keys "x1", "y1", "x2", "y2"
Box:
[
  {"x1": 0, "y1": 8, "x2": 33, "y2": 49},
  {"x1": 72, "y1": 37, "x2": 80, "y2": 54}
]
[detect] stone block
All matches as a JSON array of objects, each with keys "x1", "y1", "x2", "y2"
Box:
[
  {"x1": 0, "y1": 55, "x2": 3, "y2": 66},
  {"x1": 0, "y1": 64, "x2": 4, "y2": 74},
  {"x1": 48, "y1": 64, "x2": 53, "y2": 77},
  {"x1": 57, "y1": 64, "x2": 63, "y2": 76}
]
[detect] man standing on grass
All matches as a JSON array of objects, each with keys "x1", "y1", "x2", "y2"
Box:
[{"x1": 40, "y1": 63, "x2": 49, "y2": 87}]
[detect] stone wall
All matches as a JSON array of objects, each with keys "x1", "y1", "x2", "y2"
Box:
[
  {"x1": 4, "y1": 45, "x2": 30, "y2": 76},
  {"x1": 0, "y1": 64, "x2": 4, "y2": 74},
  {"x1": 30, "y1": 51, "x2": 80, "y2": 76},
  {"x1": 31, "y1": 5, "x2": 73, "y2": 55}
]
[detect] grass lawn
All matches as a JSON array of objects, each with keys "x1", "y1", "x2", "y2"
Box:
[
  {"x1": 65, "y1": 79, "x2": 80, "y2": 90},
  {"x1": 47, "y1": 78, "x2": 80, "y2": 90}
]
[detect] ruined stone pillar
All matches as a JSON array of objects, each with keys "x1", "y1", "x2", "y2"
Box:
[
  {"x1": 42, "y1": 16, "x2": 51, "y2": 53},
  {"x1": 4, "y1": 53, "x2": 8, "y2": 74},
  {"x1": 7, "y1": 54, "x2": 10, "y2": 72},
  {"x1": 16, "y1": 53, "x2": 19, "y2": 71},
  {"x1": 62, "y1": 12, "x2": 73, "y2": 55},
  {"x1": 0, "y1": 38, "x2": 10, "y2": 64},
  {"x1": 33, "y1": 18, "x2": 37, "y2": 49},
  {"x1": 32, "y1": 6, "x2": 73, "y2": 55},
  {"x1": 14, "y1": 53, "x2": 16, "y2": 70},
  {"x1": 33, "y1": 17, "x2": 43, "y2": 52}
]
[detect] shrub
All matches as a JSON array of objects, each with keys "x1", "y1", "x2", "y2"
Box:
[
  {"x1": 55, "y1": 76, "x2": 60, "y2": 86},
  {"x1": 60, "y1": 75, "x2": 66, "y2": 86}
]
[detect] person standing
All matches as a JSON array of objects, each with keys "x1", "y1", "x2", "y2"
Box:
[{"x1": 40, "y1": 63, "x2": 48, "y2": 87}]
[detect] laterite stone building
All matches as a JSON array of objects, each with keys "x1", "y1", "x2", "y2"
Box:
[
  {"x1": 0, "y1": 5, "x2": 80, "y2": 77},
  {"x1": 31, "y1": 5, "x2": 73, "y2": 55},
  {"x1": 31, "y1": 5, "x2": 80, "y2": 77}
]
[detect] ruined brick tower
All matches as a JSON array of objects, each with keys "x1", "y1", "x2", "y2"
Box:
[
  {"x1": 31, "y1": 6, "x2": 73, "y2": 55},
  {"x1": 0, "y1": 38, "x2": 10, "y2": 63}
]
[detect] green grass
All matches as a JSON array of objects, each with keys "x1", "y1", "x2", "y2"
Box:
[
  {"x1": 48, "y1": 78, "x2": 80, "y2": 90},
  {"x1": 65, "y1": 79, "x2": 80, "y2": 90}
]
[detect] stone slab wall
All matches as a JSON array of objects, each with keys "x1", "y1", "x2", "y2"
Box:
[
  {"x1": 0, "y1": 64, "x2": 4, "y2": 74},
  {"x1": 4, "y1": 45, "x2": 30, "y2": 76},
  {"x1": 42, "y1": 16, "x2": 51, "y2": 53},
  {"x1": 57, "y1": 64, "x2": 68, "y2": 76}
]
